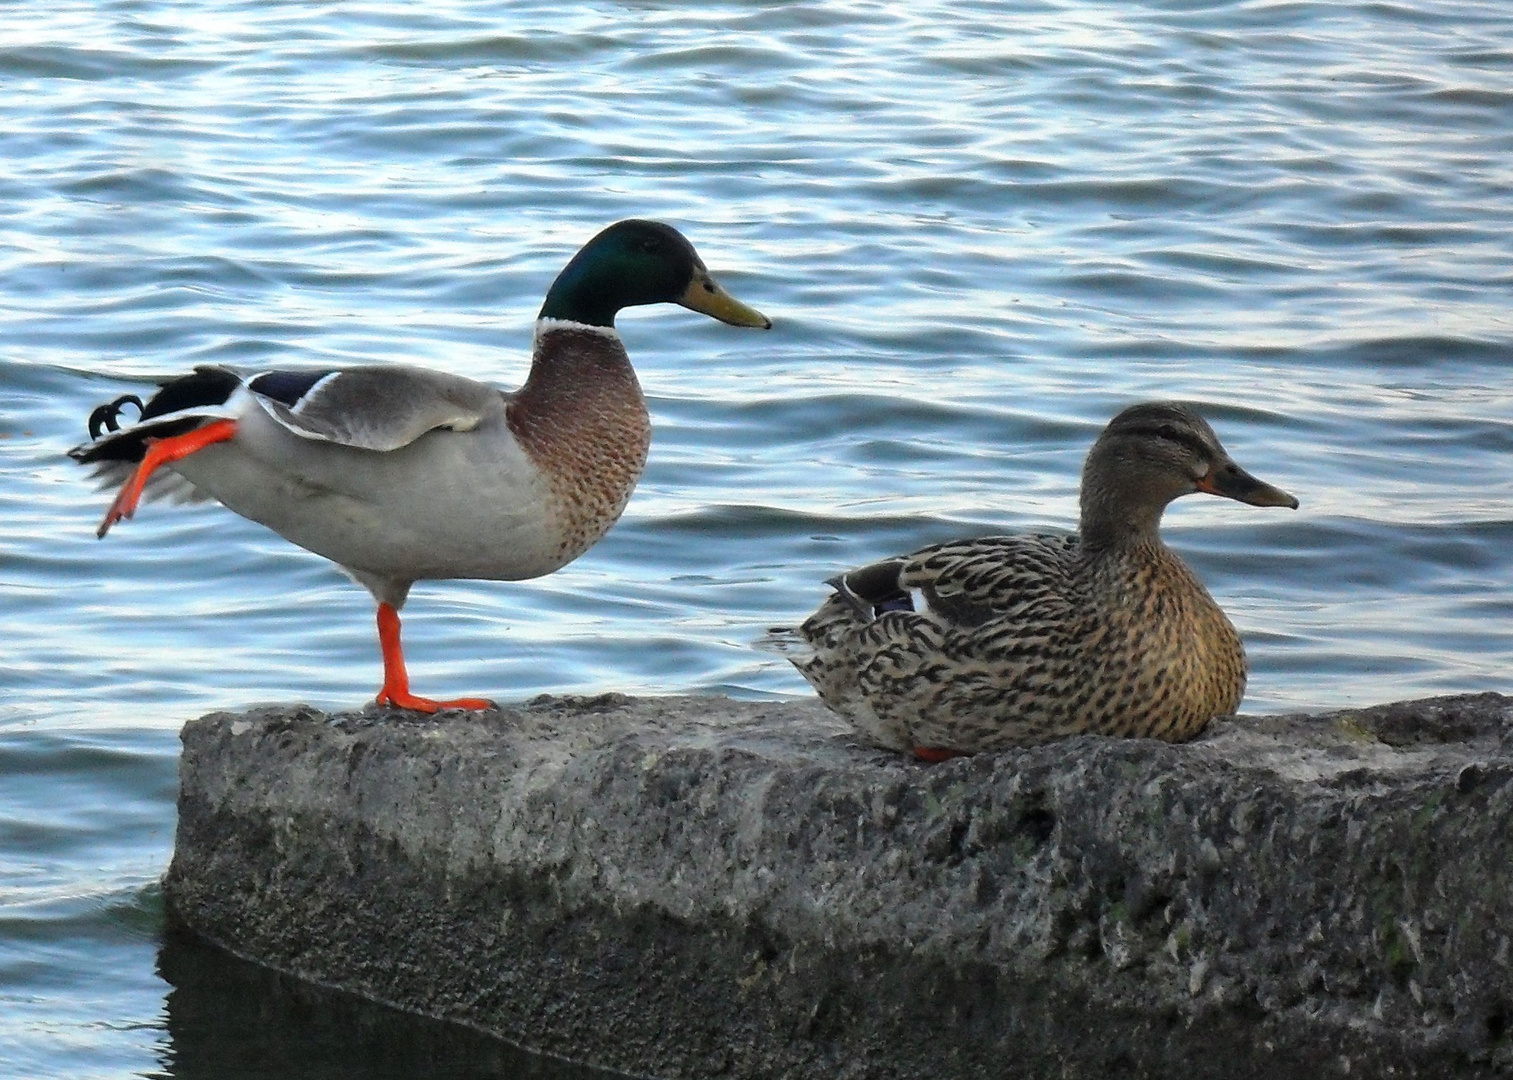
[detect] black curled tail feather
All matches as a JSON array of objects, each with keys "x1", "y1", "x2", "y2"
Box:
[
  {"x1": 70, "y1": 366, "x2": 243, "y2": 466},
  {"x1": 87, "y1": 395, "x2": 144, "y2": 440}
]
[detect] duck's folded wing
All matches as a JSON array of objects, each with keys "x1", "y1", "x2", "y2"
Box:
[
  {"x1": 896, "y1": 533, "x2": 1081, "y2": 628},
  {"x1": 250, "y1": 366, "x2": 504, "y2": 452}
]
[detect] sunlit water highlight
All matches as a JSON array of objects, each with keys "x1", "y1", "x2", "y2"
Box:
[{"x1": 2, "y1": 1, "x2": 1511, "y2": 1075}]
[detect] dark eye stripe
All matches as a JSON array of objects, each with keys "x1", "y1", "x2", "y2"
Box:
[{"x1": 1118, "y1": 423, "x2": 1210, "y2": 458}]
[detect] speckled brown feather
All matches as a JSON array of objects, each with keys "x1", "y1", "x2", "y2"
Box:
[{"x1": 507, "y1": 326, "x2": 652, "y2": 565}]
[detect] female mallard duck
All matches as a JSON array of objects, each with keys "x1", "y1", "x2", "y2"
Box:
[
  {"x1": 71, "y1": 219, "x2": 770, "y2": 712},
  {"x1": 791, "y1": 402, "x2": 1297, "y2": 759}
]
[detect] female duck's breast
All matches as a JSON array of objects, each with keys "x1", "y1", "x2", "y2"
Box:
[{"x1": 1089, "y1": 554, "x2": 1247, "y2": 739}]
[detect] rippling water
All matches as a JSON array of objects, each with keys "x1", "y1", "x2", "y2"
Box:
[{"x1": 3, "y1": 0, "x2": 1511, "y2": 1074}]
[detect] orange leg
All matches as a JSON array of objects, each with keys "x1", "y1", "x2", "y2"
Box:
[
  {"x1": 373, "y1": 602, "x2": 495, "y2": 713},
  {"x1": 913, "y1": 746, "x2": 971, "y2": 764},
  {"x1": 97, "y1": 419, "x2": 240, "y2": 538}
]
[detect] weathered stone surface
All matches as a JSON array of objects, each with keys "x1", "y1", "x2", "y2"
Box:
[{"x1": 166, "y1": 691, "x2": 1513, "y2": 1079}]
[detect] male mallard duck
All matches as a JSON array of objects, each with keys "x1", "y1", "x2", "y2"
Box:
[
  {"x1": 790, "y1": 401, "x2": 1297, "y2": 759},
  {"x1": 71, "y1": 219, "x2": 770, "y2": 712}
]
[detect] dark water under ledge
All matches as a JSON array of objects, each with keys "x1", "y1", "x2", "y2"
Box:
[{"x1": 154, "y1": 922, "x2": 621, "y2": 1080}]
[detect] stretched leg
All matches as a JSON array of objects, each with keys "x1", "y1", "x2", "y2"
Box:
[
  {"x1": 97, "y1": 419, "x2": 239, "y2": 538},
  {"x1": 373, "y1": 602, "x2": 495, "y2": 713}
]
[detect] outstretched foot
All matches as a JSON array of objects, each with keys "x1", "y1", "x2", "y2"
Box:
[{"x1": 97, "y1": 419, "x2": 239, "y2": 537}]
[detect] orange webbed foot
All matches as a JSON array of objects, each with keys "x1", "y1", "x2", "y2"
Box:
[
  {"x1": 373, "y1": 601, "x2": 494, "y2": 714},
  {"x1": 374, "y1": 689, "x2": 496, "y2": 714},
  {"x1": 96, "y1": 418, "x2": 239, "y2": 538}
]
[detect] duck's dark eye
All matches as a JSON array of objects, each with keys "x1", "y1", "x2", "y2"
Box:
[{"x1": 639, "y1": 237, "x2": 662, "y2": 253}]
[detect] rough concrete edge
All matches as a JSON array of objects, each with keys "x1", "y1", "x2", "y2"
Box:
[{"x1": 163, "y1": 691, "x2": 1513, "y2": 1080}]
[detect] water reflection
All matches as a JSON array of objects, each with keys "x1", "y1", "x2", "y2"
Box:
[{"x1": 154, "y1": 921, "x2": 622, "y2": 1080}]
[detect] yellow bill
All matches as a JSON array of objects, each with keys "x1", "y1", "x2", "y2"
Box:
[{"x1": 679, "y1": 273, "x2": 771, "y2": 329}]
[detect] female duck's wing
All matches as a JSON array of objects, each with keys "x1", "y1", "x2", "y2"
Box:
[
  {"x1": 794, "y1": 533, "x2": 1082, "y2": 754},
  {"x1": 249, "y1": 366, "x2": 505, "y2": 452},
  {"x1": 831, "y1": 533, "x2": 1082, "y2": 630}
]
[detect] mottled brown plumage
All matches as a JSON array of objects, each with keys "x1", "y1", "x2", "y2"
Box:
[{"x1": 791, "y1": 402, "x2": 1298, "y2": 757}]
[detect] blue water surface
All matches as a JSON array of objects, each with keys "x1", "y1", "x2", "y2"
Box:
[{"x1": 2, "y1": 0, "x2": 1511, "y2": 1075}]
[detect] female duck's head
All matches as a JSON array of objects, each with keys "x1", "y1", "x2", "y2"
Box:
[
  {"x1": 1080, "y1": 401, "x2": 1297, "y2": 544},
  {"x1": 539, "y1": 219, "x2": 771, "y2": 330}
]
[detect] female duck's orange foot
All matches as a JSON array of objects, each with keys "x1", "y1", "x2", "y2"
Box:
[
  {"x1": 374, "y1": 687, "x2": 496, "y2": 713},
  {"x1": 913, "y1": 746, "x2": 971, "y2": 763}
]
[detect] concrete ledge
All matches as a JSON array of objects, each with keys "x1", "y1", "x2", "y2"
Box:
[{"x1": 165, "y1": 691, "x2": 1513, "y2": 1079}]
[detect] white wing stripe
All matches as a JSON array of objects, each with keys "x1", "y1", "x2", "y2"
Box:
[{"x1": 291, "y1": 371, "x2": 343, "y2": 415}]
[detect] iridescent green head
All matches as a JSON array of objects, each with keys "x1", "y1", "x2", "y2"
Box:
[{"x1": 538, "y1": 219, "x2": 770, "y2": 330}]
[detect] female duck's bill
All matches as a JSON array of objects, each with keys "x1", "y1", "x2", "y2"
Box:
[{"x1": 70, "y1": 219, "x2": 770, "y2": 713}]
